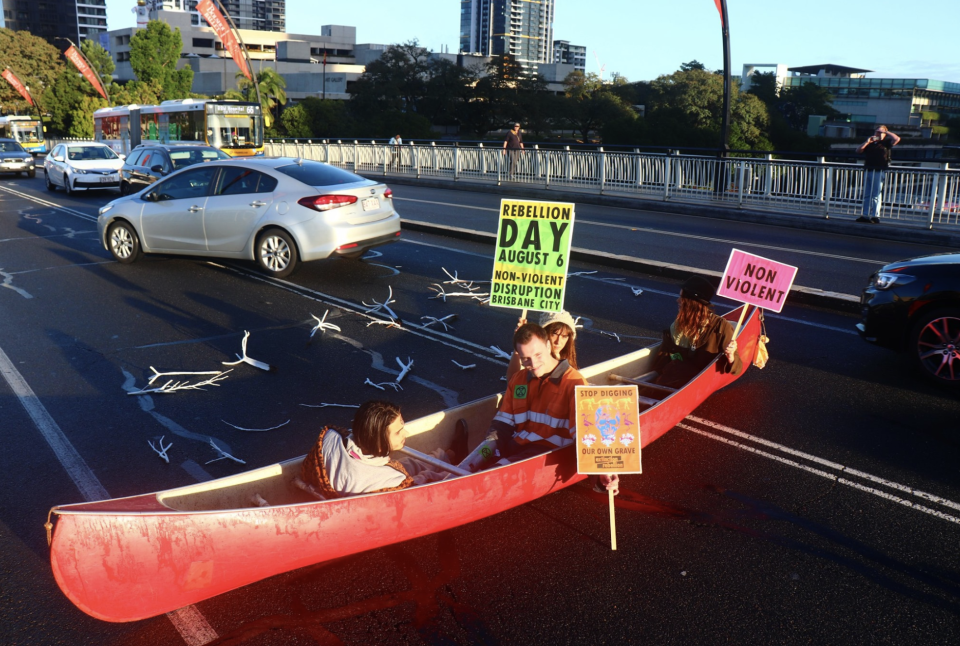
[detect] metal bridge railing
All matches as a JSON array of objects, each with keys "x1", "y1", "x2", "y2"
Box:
[{"x1": 265, "y1": 141, "x2": 960, "y2": 230}]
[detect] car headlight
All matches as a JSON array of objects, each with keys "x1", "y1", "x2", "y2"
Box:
[
  {"x1": 872, "y1": 272, "x2": 915, "y2": 290},
  {"x1": 73, "y1": 168, "x2": 88, "y2": 175}
]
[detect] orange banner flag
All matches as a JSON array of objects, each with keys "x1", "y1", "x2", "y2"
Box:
[
  {"x1": 2, "y1": 69, "x2": 34, "y2": 106},
  {"x1": 197, "y1": 0, "x2": 252, "y2": 81},
  {"x1": 65, "y1": 45, "x2": 108, "y2": 100}
]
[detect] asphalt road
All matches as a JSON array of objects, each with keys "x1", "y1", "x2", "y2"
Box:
[{"x1": 1, "y1": 175, "x2": 959, "y2": 646}]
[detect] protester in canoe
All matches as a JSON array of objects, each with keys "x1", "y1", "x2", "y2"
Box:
[
  {"x1": 651, "y1": 275, "x2": 742, "y2": 389},
  {"x1": 468, "y1": 322, "x2": 618, "y2": 493},
  {"x1": 506, "y1": 310, "x2": 579, "y2": 381},
  {"x1": 301, "y1": 400, "x2": 453, "y2": 498}
]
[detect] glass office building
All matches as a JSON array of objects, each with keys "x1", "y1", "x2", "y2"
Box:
[{"x1": 459, "y1": 0, "x2": 554, "y2": 73}]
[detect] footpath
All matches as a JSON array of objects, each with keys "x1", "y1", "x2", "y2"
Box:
[{"x1": 367, "y1": 174, "x2": 960, "y2": 315}]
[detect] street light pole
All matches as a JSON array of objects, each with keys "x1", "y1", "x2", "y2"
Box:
[{"x1": 56, "y1": 37, "x2": 111, "y2": 106}]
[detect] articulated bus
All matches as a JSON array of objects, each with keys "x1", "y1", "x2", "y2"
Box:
[
  {"x1": 93, "y1": 99, "x2": 264, "y2": 157},
  {"x1": 0, "y1": 115, "x2": 47, "y2": 153}
]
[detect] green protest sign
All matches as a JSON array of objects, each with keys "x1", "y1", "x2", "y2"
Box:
[{"x1": 490, "y1": 199, "x2": 576, "y2": 313}]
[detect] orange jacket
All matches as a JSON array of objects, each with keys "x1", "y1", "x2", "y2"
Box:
[{"x1": 490, "y1": 360, "x2": 587, "y2": 448}]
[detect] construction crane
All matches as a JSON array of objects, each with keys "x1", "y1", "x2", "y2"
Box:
[{"x1": 594, "y1": 51, "x2": 606, "y2": 83}]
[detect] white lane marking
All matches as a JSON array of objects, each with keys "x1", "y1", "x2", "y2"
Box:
[
  {"x1": 395, "y1": 196, "x2": 891, "y2": 266},
  {"x1": 686, "y1": 415, "x2": 960, "y2": 512},
  {"x1": 0, "y1": 230, "x2": 96, "y2": 243},
  {"x1": 0, "y1": 268, "x2": 34, "y2": 299},
  {"x1": 678, "y1": 422, "x2": 960, "y2": 526},
  {"x1": 401, "y1": 239, "x2": 859, "y2": 335},
  {"x1": 0, "y1": 345, "x2": 108, "y2": 500},
  {"x1": 166, "y1": 606, "x2": 219, "y2": 645},
  {"x1": 10, "y1": 260, "x2": 115, "y2": 276},
  {"x1": 0, "y1": 345, "x2": 218, "y2": 643},
  {"x1": 0, "y1": 185, "x2": 99, "y2": 222},
  {"x1": 215, "y1": 263, "x2": 507, "y2": 366}
]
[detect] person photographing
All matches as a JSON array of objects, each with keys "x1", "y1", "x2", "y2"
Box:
[{"x1": 856, "y1": 125, "x2": 900, "y2": 224}]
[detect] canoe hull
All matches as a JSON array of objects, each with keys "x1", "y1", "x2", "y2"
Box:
[{"x1": 50, "y1": 307, "x2": 760, "y2": 622}]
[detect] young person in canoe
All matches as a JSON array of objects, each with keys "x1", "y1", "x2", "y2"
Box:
[
  {"x1": 470, "y1": 322, "x2": 618, "y2": 494},
  {"x1": 651, "y1": 275, "x2": 742, "y2": 389},
  {"x1": 301, "y1": 400, "x2": 457, "y2": 498},
  {"x1": 505, "y1": 310, "x2": 579, "y2": 381}
]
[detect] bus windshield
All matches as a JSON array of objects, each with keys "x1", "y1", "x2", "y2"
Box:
[
  {"x1": 11, "y1": 121, "x2": 42, "y2": 144},
  {"x1": 205, "y1": 113, "x2": 263, "y2": 149}
]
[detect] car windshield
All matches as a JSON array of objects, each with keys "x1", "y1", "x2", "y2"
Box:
[
  {"x1": 67, "y1": 146, "x2": 118, "y2": 161},
  {"x1": 0, "y1": 141, "x2": 26, "y2": 153},
  {"x1": 275, "y1": 160, "x2": 364, "y2": 187},
  {"x1": 169, "y1": 148, "x2": 230, "y2": 170}
]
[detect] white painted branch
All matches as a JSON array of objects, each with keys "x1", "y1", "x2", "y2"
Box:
[
  {"x1": 147, "y1": 366, "x2": 223, "y2": 385},
  {"x1": 489, "y1": 345, "x2": 513, "y2": 360},
  {"x1": 451, "y1": 360, "x2": 476, "y2": 370},
  {"x1": 366, "y1": 319, "x2": 401, "y2": 329},
  {"x1": 148, "y1": 436, "x2": 172, "y2": 463},
  {"x1": 205, "y1": 439, "x2": 246, "y2": 465},
  {"x1": 222, "y1": 331, "x2": 272, "y2": 371},
  {"x1": 222, "y1": 419, "x2": 291, "y2": 432},
  {"x1": 395, "y1": 356, "x2": 413, "y2": 383},
  {"x1": 600, "y1": 330, "x2": 622, "y2": 343},
  {"x1": 309, "y1": 310, "x2": 342, "y2": 338},
  {"x1": 365, "y1": 378, "x2": 402, "y2": 392},
  {"x1": 127, "y1": 370, "x2": 231, "y2": 395},
  {"x1": 362, "y1": 285, "x2": 398, "y2": 320},
  {"x1": 299, "y1": 403, "x2": 360, "y2": 409},
  {"x1": 632, "y1": 287, "x2": 644, "y2": 296},
  {"x1": 420, "y1": 314, "x2": 457, "y2": 331},
  {"x1": 568, "y1": 271, "x2": 597, "y2": 277}
]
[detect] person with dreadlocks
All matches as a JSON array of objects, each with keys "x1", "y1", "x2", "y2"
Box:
[{"x1": 651, "y1": 275, "x2": 742, "y2": 389}]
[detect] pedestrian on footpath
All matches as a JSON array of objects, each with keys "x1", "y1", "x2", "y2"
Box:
[
  {"x1": 502, "y1": 122, "x2": 524, "y2": 178},
  {"x1": 857, "y1": 125, "x2": 900, "y2": 224},
  {"x1": 388, "y1": 134, "x2": 403, "y2": 171}
]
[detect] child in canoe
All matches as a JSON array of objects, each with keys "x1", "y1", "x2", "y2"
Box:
[{"x1": 301, "y1": 400, "x2": 454, "y2": 498}]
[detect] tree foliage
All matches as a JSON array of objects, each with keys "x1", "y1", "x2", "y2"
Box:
[
  {"x1": 225, "y1": 67, "x2": 287, "y2": 129},
  {"x1": 0, "y1": 29, "x2": 64, "y2": 115},
  {"x1": 129, "y1": 20, "x2": 193, "y2": 100}
]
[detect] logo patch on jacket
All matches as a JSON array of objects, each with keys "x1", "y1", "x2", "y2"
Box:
[{"x1": 514, "y1": 384, "x2": 528, "y2": 399}]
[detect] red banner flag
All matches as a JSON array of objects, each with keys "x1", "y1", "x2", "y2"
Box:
[
  {"x1": 65, "y1": 45, "x2": 108, "y2": 100},
  {"x1": 713, "y1": 0, "x2": 725, "y2": 27},
  {"x1": 197, "y1": 0, "x2": 252, "y2": 81},
  {"x1": 2, "y1": 69, "x2": 33, "y2": 106}
]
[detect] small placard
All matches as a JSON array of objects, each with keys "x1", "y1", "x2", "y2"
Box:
[{"x1": 574, "y1": 385, "x2": 642, "y2": 475}]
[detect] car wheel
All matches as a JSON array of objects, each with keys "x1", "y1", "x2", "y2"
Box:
[
  {"x1": 908, "y1": 308, "x2": 960, "y2": 387},
  {"x1": 27, "y1": 168, "x2": 35, "y2": 179},
  {"x1": 256, "y1": 228, "x2": 300, "y2": 278},
  {"x1": 45, "y1": 171, "x2": 56, "y2": 191},
  {"x1": 107, "y1": 220, "x2": 143, "y2": 264},
  {"x1": 64, "y1": 176, "x2": 74, "y2": 195}
]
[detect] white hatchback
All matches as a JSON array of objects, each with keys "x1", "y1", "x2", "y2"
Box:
[{"x1": 44, "y1": 142, "x2": 125, "y2": 194}]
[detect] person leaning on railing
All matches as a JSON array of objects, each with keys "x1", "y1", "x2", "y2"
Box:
[{"x1": 856, "y1": 125, "x2": 900, "y2": 224}]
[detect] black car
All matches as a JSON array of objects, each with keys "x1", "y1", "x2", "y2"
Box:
[
  {"x1": 120, "y1": 144, "x2": 229, "y2": 195},
  {"x1": 858, "y1": 252, "x2": 960, "y2": 386},
  {"x1": 0, "y1": 138, "x2": 36, "y2": 178}
]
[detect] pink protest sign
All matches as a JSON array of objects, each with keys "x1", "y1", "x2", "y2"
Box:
[{"x1": 716, "y1": 248, "x2": 798, "y2": 313}]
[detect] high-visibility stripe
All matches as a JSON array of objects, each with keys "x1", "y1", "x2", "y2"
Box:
[{"x1": 493, "y1": 410, "x2": 570, "y2": 430}]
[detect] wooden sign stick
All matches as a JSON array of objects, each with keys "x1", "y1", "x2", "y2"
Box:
[
  {"x1": 608, "y1": 485, "x2": 617, "y2": 551},
  {"x1": 731, "y1": 304, "x2": 751, "y2": 339}
]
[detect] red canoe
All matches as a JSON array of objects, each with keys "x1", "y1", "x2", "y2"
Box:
[{"x1": 49, "y1": 306, "x2": 761, "y2": 622}]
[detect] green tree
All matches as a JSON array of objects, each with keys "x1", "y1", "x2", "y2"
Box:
[
  {"x1": 225, "y1": 67, "x2": 287, "y2": 129},
  {"x1": 680, "y1": 60, "x2": 706, "y2": 72},
  {"x1": 280, "y1": 103, "x2": 312, "y2": 138},
  {"x1": 560, "y1": 71, "x2": 636, "y2": 142},
  {"x1": 0, "y1": 29, "x2": 63, "y2": 115},
  {"x1": 349, "y1": 41, "x2": 431, "y2": 119},
  {"x1": 129, "y1": 20, "x2": 194, "y2": 100}
]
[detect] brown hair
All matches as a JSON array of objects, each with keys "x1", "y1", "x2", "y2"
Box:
[
  {"x1": 675, "y1": 296, "x2": 714, "y2": 343},
  {"x1": 543, "y1": 322, "x2": 578, "y2": 369},
  {"x1": 514, "y1": 322, "x2": 549, "y2": 349},
  {"x1": 352, "y1": 400, "x2": 401, "y2": 457}
]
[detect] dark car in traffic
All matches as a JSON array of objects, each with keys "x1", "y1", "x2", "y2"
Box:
[
  {"x1": 858, "y1": 252, "x2": 960, "y2": 386},
  {"x1": 120, "y1": 144, "x2": 229, "y2": 195},
  {"x1": 0, "y1": 138, "x2": 36, "y2": 178}
]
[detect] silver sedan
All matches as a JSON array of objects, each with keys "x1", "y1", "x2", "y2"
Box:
[{"x1": 97, "y1": 157, "x2": 401, "y2": 277}]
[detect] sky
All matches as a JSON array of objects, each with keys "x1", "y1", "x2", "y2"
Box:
[{"x1": 105, "y1": 0, "x2": 960, "y2": 83}]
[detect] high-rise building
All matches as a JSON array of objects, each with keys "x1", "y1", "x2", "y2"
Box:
[
  {"x1": 553, "y1": 40, "x2": 585, "y2": 73},
  {"x1": 459, "y1": 0, "x2": 554, "y2": 73},
  {"x1": 1, "y1": 0, "x2": 107, "y2": 45},
  {"x1": 149, "y1": 0, "x2": 285, "y2": 33}
]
